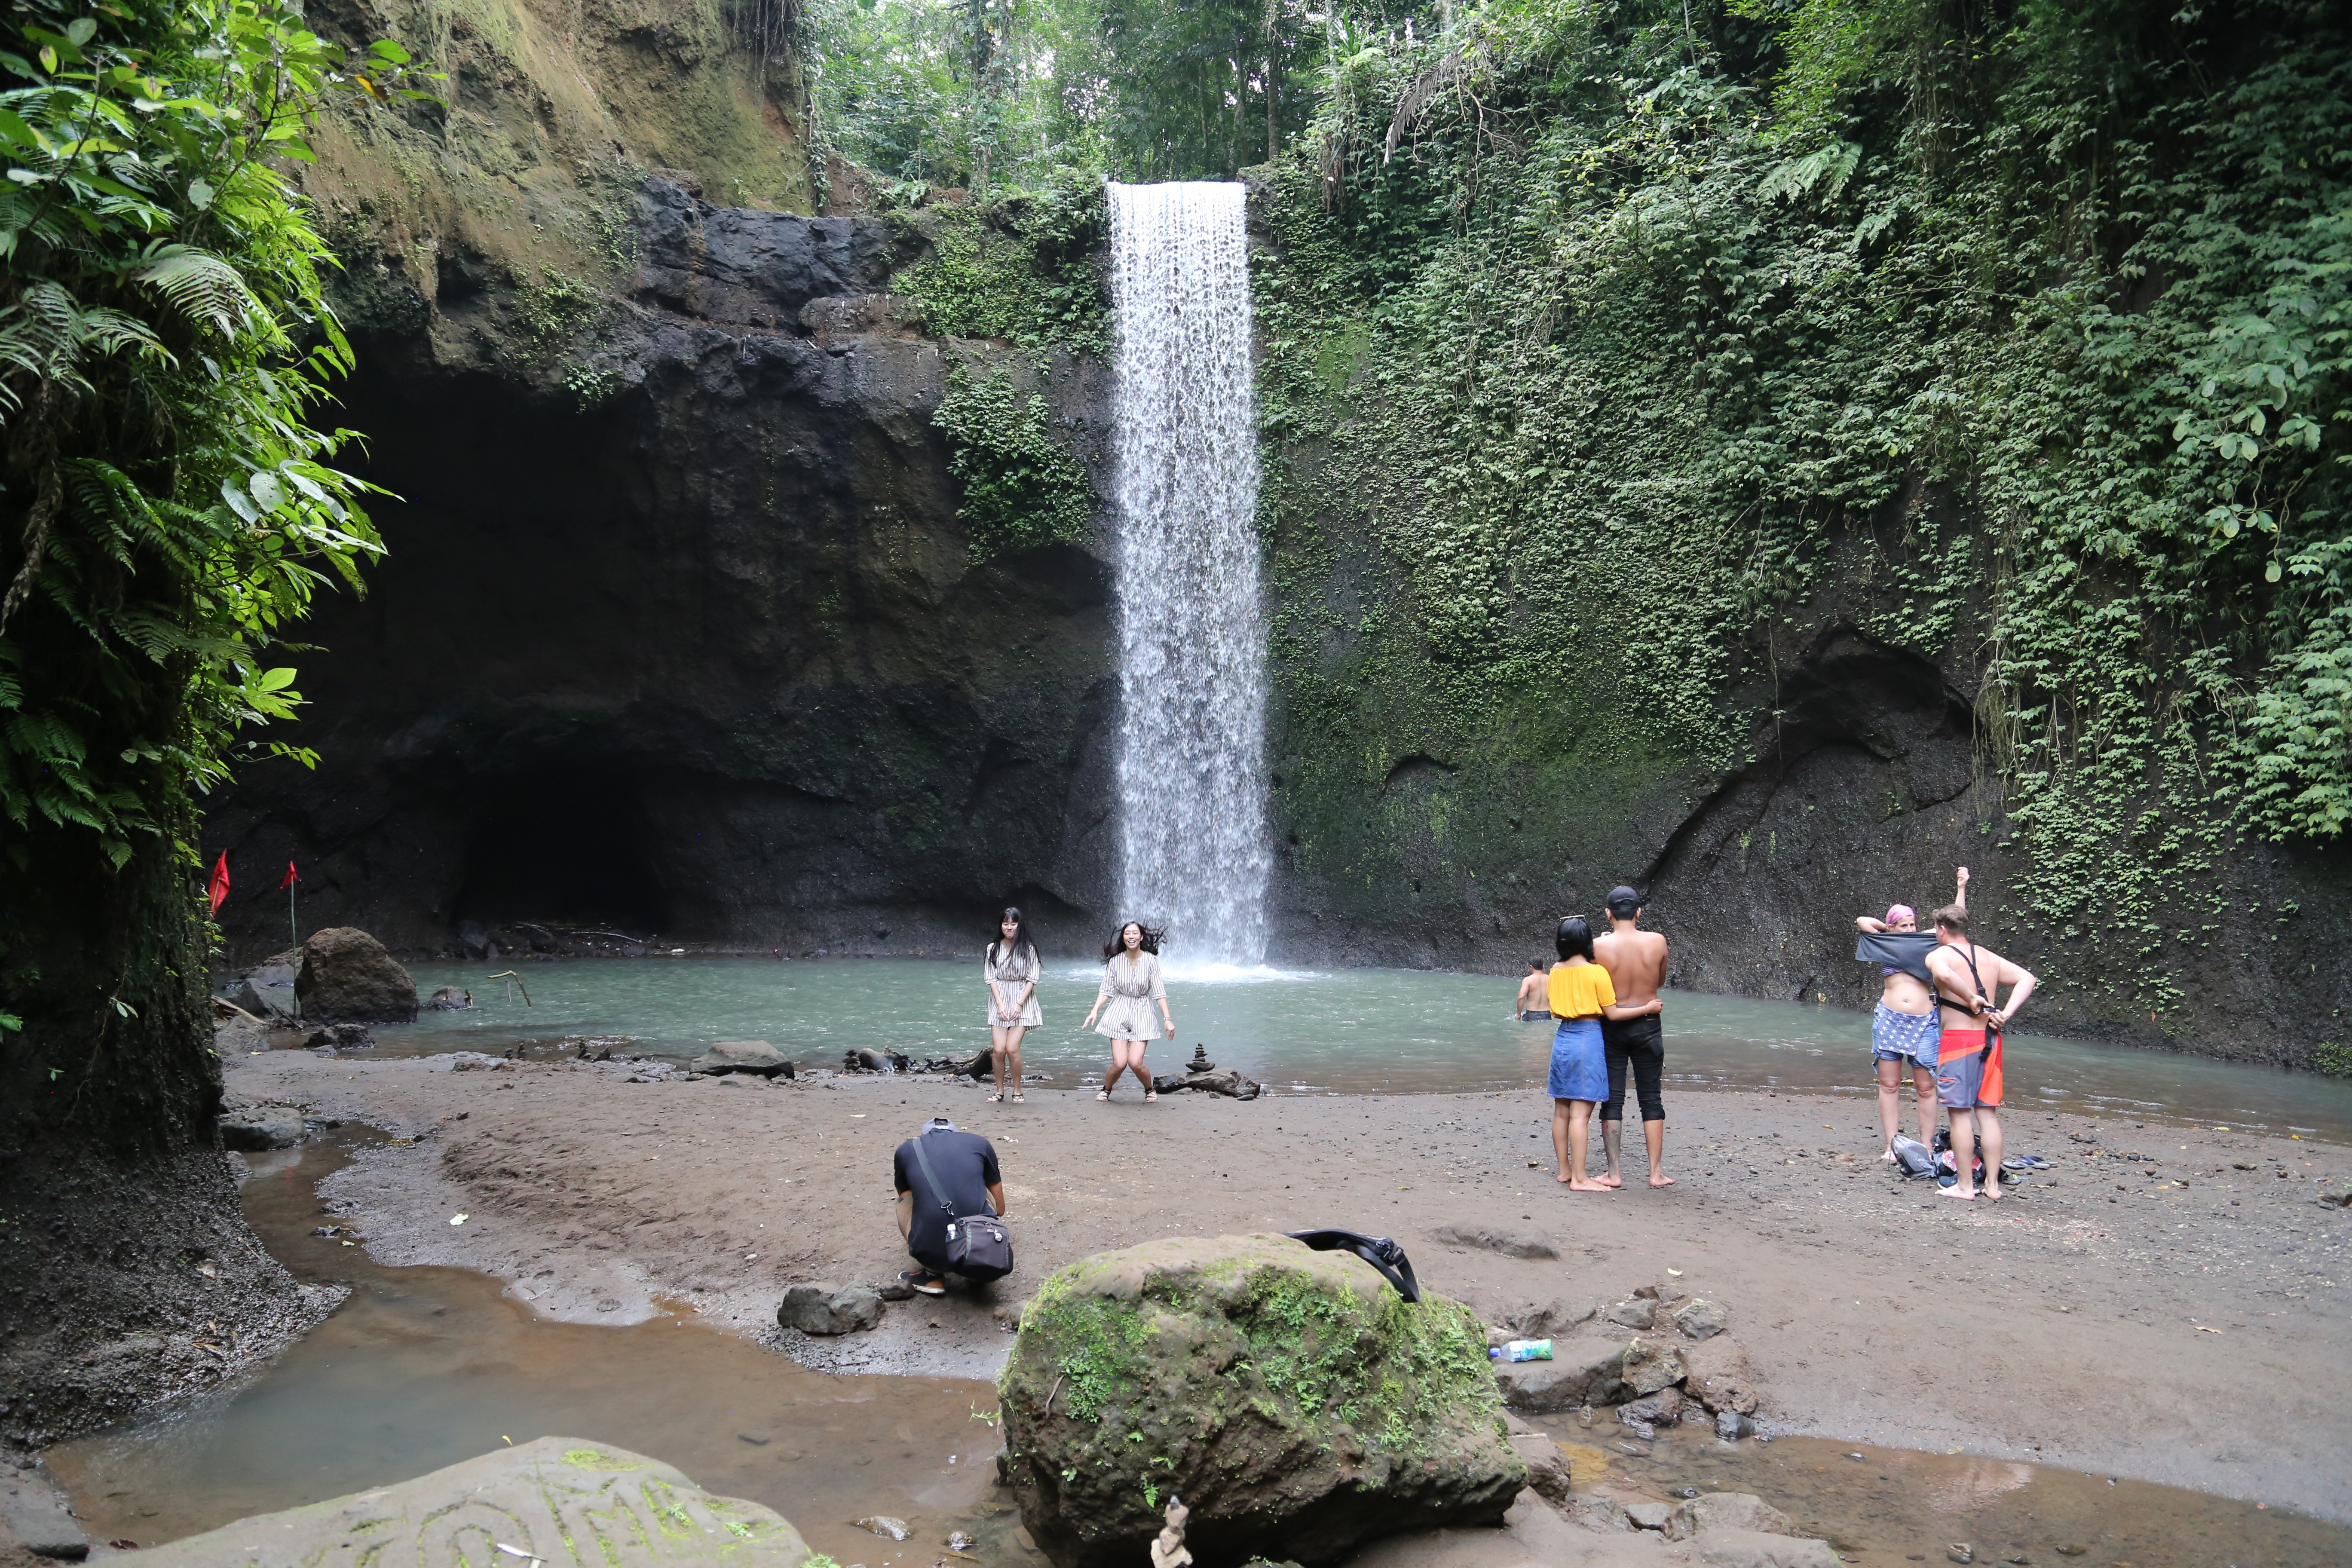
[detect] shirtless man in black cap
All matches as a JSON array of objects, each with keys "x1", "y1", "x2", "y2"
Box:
[{"x1": 1593, "y1": 886, "x2": 1672, "y2": 1189}]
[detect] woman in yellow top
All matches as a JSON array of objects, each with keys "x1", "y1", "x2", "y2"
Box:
[{"x1": 1549, "y1": 916, "x2": 1663, "y2": 1192}]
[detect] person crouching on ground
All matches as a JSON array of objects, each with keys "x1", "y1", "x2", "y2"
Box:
[
  {"x1": 1549, "y1": 916, "x2": 1663, "y2": 1193},
  {"x1": 1855, "y1": 867, "x2": 1967, "y2": 1161},
  {"x1": 1924, "y1": 904, "x2": 2037, "y2": 1202},
  {"x1": 893, "y1": 1115, "x2": 1006, "y2": 1296}
]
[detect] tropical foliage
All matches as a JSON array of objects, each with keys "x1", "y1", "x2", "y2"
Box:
[
  {"x1": 805, "y1": 0, "x2": 2351, "y2": 1020},
  {"x1": 804, "y1": 0, "x2": 1412, "y2": 193},
  {"x1": 1250, "y1": 0, "x2": 2350, "y2": 1005},
  {"x1": 0, "y1": 0, "x2": 426, "y2": 882}
]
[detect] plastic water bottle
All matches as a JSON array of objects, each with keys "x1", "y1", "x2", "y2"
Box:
[{"x1": 1489, "y1": 1339, "x2": 1553, "y2": 1362}]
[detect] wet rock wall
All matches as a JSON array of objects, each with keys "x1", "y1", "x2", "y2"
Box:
[{"x1": 206, "y1": 182, "x2": 1118, "y2": 962}]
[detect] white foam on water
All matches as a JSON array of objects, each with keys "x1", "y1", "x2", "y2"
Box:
[{"x1": 1106, "y1": 181, "x2": 1269, "y2": 968}]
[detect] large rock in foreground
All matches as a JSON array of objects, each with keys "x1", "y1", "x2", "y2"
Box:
[
  {"x1": 118, "y1": 1436, "x2": 813, "y2": 1565},
  {"x1": 998, "y1": 1234, "x2": 1524, "y2": 1568},
  {"x1": 294, "y1": 927, "x2": 418, "y2": 1022}
]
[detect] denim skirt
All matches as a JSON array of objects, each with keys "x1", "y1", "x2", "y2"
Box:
[{"x1": 1548, "y1": 1017, "x2": 1607, "y2": 1102}]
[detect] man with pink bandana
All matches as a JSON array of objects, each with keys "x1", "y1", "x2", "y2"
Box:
[{"x1": 1854, "y1": 867, "x2": 1966, "y2": 1160}]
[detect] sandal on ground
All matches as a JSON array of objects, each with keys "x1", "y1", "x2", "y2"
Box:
[
  {"x1": 1145, "y1": 1090, "x2": 1158, "y2": 1102},
  {"x1": 900, "y1": 1271, "x2": 948, "y2": 1297},
  {"x1": 1096, "y1": 1089, "x2": 1110, "y2": 1101},
  {"x1": 987, "y1": 1091, "x2": 1002, "y2": 1103},
  {"x1": 1011, "y1": 1092, "x2": 1025, "y2": 1103}
]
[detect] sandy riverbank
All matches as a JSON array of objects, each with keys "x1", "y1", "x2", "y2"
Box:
[{"x1": 222, "y1": 1048, "x2": 2352, "y2": 1523}]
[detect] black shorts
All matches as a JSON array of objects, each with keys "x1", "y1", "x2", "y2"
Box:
[{"x1": 1601, "y1": 1013, "x2": 1665, "y2": 1124}]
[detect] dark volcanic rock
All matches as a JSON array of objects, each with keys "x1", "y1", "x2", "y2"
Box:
[
  {"x1": 294, "y1": 929, "x2": 417, "y2": 1023},
  {"x1": 203, "y1": 185, "x2": 1116, "y2": 964},
  {"x1": 1148, "y1": 1067, "x2": 1262, "y2": 1099},
  {"x1": 219, "y1": 1107, "x2": 305, "y2": 1151},
  {"x1": 690, "y1": 1039, "x2": 793, "y2": 1078},
  {"x1": 776, "y1": 1283, "x2": 882, "y2": 1335},
  {"x1": 1493, "y1": 1334, "x2": 1629, "y2": 1412},
  {"x1": 637, "y1": 183, "x2": 900, "y2": 325}
]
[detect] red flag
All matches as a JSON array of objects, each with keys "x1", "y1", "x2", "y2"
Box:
[
  {"x1": 280, "y1": 861, "x2": 299, "y2": 889},
  {"x1": 208, "y1": 853, "x2": 230, "y2": 914}
]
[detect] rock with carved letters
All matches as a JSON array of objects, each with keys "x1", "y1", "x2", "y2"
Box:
[{"x1": 112, "y1": 1437, "x2": 814, "y2": 1565}]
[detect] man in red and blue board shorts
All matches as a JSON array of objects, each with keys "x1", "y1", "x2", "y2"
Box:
[{"x1": 1924, "y1": 904, "x2": 2038, "y2": 1202}]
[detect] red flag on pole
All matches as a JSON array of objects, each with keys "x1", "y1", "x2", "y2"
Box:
[
  {"x1": 280, "y1": 861, "x2": 299, "y2": 889},
  {"x1": 208, "y1": 853, "x2": 230, "y2": 914}
]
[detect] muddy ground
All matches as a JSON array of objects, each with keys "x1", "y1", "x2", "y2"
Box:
[{"x1": 222, "y1": 1048, "x2": 2352, "y2": 1524}]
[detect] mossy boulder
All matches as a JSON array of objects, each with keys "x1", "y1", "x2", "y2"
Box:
[{"x1": 996, "y1": 1233, "x2": 1523, "y2": 1568}]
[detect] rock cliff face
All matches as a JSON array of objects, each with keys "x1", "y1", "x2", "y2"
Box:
[
  {"x1": 207, "y1": 49, "x2": 2345, "y2": 1060},
  {"x1": 208, "y1": 180, "x2": 1117, "y2": 960},
  {"x1": 205, "y1": 0, "x2": 1116, "y2": 961},
  {"x1": 1244, "y1": 178, "x2": 2351, "y2": 1063}
]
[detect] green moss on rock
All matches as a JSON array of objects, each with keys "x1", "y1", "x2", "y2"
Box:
[{"x1": 998, "y1": 1234, "x2": 1522, "y2": 1568}]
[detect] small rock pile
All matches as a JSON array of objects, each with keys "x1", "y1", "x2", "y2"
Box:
[
  {"x1": 1487, "y1": 1282, "x2": 1762, "y2": 1440},
  {"x1": 1149, "y1": 1044, "x2": 1263, "y2": 1099}
]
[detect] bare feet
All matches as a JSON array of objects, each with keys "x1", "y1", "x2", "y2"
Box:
[
  {"x1": 1599, "y1": 1172, "x2": 1624, "y2": 1189},
  {"x1": 1880, "y1": 1148, "x2": 1898, "y2": 1163},
  {"x1": 1569, "y1": 1177, "x2": 1611, "y2": 1193},
  {"x1": 1649, "y1": 1173, "x2": 1676, "y2": 1187},
  {"x1": 1555, "y1": 1168, "x2": 1573, "y2": 1184},
  {"x1": 1939, "y1": 1185, "x2": 1977, "y2": 1200}
]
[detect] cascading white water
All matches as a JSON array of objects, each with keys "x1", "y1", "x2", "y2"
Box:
[{"x1": 1106, "y1": 181, "x2": 1270, "y2": 968}]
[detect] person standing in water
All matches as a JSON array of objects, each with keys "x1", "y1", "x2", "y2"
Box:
[
  {"x1": 1925, "y1": 904, "x2": 2037, "y2": 1201},
  {"x1": 1853, "y1": 867, "x2": 1968, "y2": 1159},
  {"x1": 1548, "y1": 916, "x2": 1662, "y2": 1193},
  {"x1": 983, "y1": 906, "x2": 1041, "y2": 1106},
  {"x1": 1593, "y1": 886, "x2": 1672, "y2": 1190},
  {"x1": 1512, "y1": 960, "x2": 1549, "y2": 1022},
  {"x1": 1082, "y1": 921, "x2": 1172, "y2": 1102}
]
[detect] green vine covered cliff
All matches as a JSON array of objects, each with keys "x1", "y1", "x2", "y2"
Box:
[{"x1": 1245, "y1": 0, "x2": 2349, "y2": 1053}]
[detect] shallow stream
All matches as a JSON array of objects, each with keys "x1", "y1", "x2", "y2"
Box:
[
  {"x1": 45, "y1": 1131, "x2": 2352, "y2": 1565},
  {"x1": 46, "y1": 1134, "x2": 1012, "y2": 1567},
  {"x1": 256, "y1": 956, "x2": 2352, "y2": 1142}
]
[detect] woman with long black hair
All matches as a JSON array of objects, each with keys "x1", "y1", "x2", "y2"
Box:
[
  {"x1": 1081, "y1": 920, "x2": 1172, "y2": 1102},
  {"x1": 983, "y1": 907, "x2": 1042, "y2": 1104}
]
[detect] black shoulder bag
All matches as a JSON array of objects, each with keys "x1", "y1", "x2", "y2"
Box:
[{"x1": 908, "y1": 1136, "x2": 1013, "y2": 1282}]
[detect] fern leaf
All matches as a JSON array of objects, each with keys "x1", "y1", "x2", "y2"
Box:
[{"x1": 131, "y1": 245, "x2": 255, "y2": 337}]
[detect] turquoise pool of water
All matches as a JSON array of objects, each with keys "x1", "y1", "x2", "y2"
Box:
[{"x1": 254, "y1": 957, "x2": 2352, "y2": 1142}]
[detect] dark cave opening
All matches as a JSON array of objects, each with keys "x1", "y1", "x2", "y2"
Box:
[{"x1": 452, "y1": 764, "x2": 672, "y2": 932}]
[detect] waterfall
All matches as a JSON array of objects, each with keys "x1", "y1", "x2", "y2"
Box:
[{"x1": 1106, "y1": 181, "x2": 1270, "y2": 969}]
